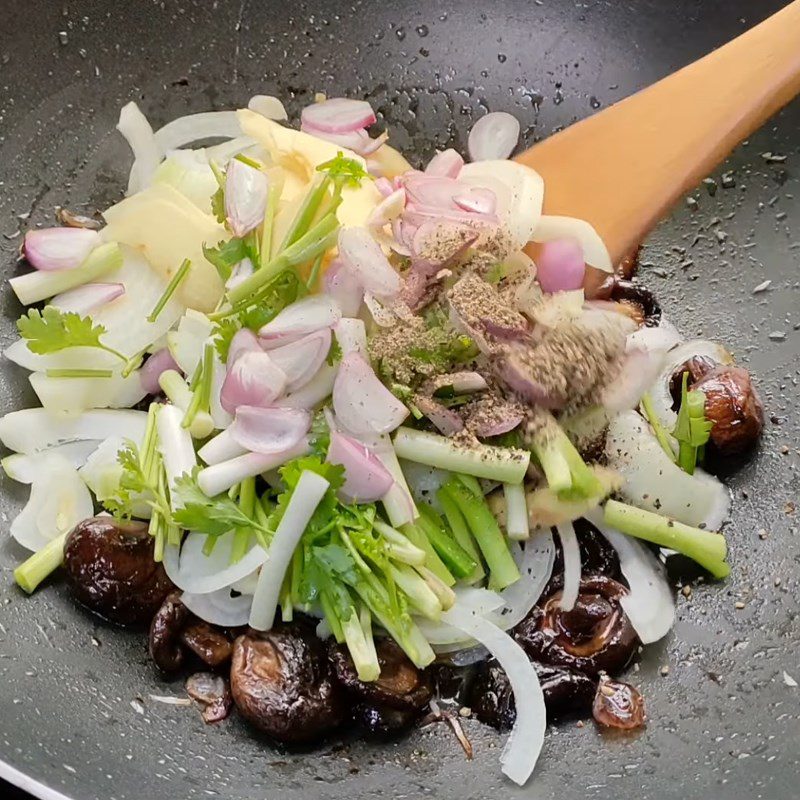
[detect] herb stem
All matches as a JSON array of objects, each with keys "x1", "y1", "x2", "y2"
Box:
[
  {"x1": 279, "y1": 174, "x2": 331, "y2": 251},
  {"x1": 147, "y1": 259, "x2": 191, "y2": 323},
  {"x1": 640, "y1": 392, "x2": 677, "y2": 461},
  {"x1": 14, "y1": 532, "x2": 68, "y2": 593},
  {"x1": 45, "y1": 368, "x2": 114, "y2": 379}
]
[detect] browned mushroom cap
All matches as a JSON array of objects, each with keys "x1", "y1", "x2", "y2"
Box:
[
  {"x1": 149, "y1": 591, "x2": 189, "y2": 672},
  {"x1": 63, "y1": 517, "x2": 174, "y2": 626},
  {"x1": 514, "y1": 575, "x2": 639, "y2": 677},
  {"x1": 690, "y1": 366, "x2": 764, "y2": 455},
  {"x1": 592, "y1": 673, "x2": 646, "y2": 730},
  {"x1": 469, "y1": 659, "x2": 596, "y2": 731},
  {"x1": 230, "y1": 624, "x2": 345, "y2": 744},
  {"x1": 186, "y1": 672, "x2": 233, "y2": 724},
  {"x1": 352, "y1": 703, "x2": 418, "y2": 737},
  {"x1": 669, "y1": 356, "x2": 717, "y2": 403},
  {"x1": 329, "y1": 637, "x2": 433, "y2": 712},
  {"x1": 593, "y1": 276, "x2": 661, "y2": 327},
  {"x1": 180, "y1": 622, "x2": 233, "y2": 668}
]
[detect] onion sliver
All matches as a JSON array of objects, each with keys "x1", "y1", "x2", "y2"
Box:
[
  {"x1": 267, "y1": 329, "x2": 331, "y2": 392},
  {"x1": 229, "y1": 406, "x2": 311, "y2": 455},
  {"x1": 442, "y1": 606, "x2": 545, "y2": 786},
  {"x1": 11, "y1": 454, "x2": 93, "y2": 552},
  {"x1": 29, "y1": 371, "x2": 147, "y2": 416},
  {"x1": 181, "y1": 588, "x2": 253, "y2": 627},
  {"x1": 153, "y1": 110, "x2": 242, "y2": 152},
  {"x1": 2, "y1": 441, "x2": 99, "y2": 483},
  {"x1": 425, "y1": 148, "x2": 464, "y2": 178},
  {"x1": 605, "y1": 410, "x2": 730, "y2": 530},
  {"x1": 259, "y1": 295, "x2": 341, "y2": 342},
  {"x1": 468, "y1": 112, "x2": 520, "y2": 161},
  {"x1": 556, "y1": 522, "x2": 581, "y2": 611},
  {"x1": 276, "y1": 362, "x2": 338, "y2": 410},
  {"x1": 163, "y1": 531, "x2": 267, "y2": 595},
  {"x1": 327, "y1": 430, "x2": 394, "y2": 503},
  {"x1": 0, "y1": 408, "x2": 148, "y2": 455},
  {"x1": 118, "y1": 102, "x2": 162, "y2": 194},
  {"x1": 247, "y1": 94, "x2": 288, "y2": 121},
  {"x1": 532, "y1": 214, "x2": 612, "y2": 272},
  {"x1": 333, "y1": 352, "x2": 409, "y2": 435},
  {"x1": 225, "y1": 159, "x2": 268, "y2": 238},
  {"x1": 586, "y1": 512, "x2": 675, "y2": 644},
  {"x1": 249, "y1": 470, "x2": 330, "y2": 630},
  {"x1": 300, "y1": 98, "x2": 376, "y2": 134},
  {"x1": 334, "y1": 317, "x2": 367, "y2": 357},
  {"x1": 323, "y1": 259, "x2": 363, "y2": 317}
]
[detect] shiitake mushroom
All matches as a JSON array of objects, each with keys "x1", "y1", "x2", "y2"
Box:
[
  {"x1": 514, "y1": 575, "x2": 639, "y2": 677},
  {"x1": 230, "y1": 623, "x2": 345, "y2": 744},
  {"x1": 593, "y1": 276, "x2": 661, "y2": 327},
  {"x1": 469, "y1": 659, "x2": 596, "y2": 730},
  {"x1": 63, "y1": 517, "x2": 174, "y2": 626}
]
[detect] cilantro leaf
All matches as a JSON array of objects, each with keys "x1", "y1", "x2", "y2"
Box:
[
  {"x1": 211, "y1": 186, "x2": 226, "y2": 224},
  {"x1": 316, "y1": 151, "x2": 371, "y2": 187},
  {"x1": 203, "y1": 238, "x2": 248, "y2": 281},
  {"x1": 279, "y1": 455, "x2": 345, "y2": 494},
  {"x1": 18, "y1": 307, "x2": 108, "y2": 355},
  {"x1": 173, "y1": 469, "x2": 265, "y2": 536},
  {"x1": 326, "y1": 338, "x2": 342, "y2": 366},
  {"x1": 213, "y1": 319, "x2": 239, "y2": 362},
  {"x1": 309, "y1": 411, "x2": 332, "y2": 459},
  {"x1": 103, "y1": 441, "x2": 153, "y2": 520},
  {"x1": 672, "y1": 372, "x2": 713, "y2": 475}
]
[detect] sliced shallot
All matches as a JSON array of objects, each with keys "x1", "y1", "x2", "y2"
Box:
[
  {"x1": 323, "y1": 258, "x2": 364, "y2": 317},
  {"x1": 337, "y1": 227, "x2": 402, "y2": 300},
  {"x1": 227, "y1": 327, "x2": 262, "y2": 365},
  {"x1": 535, "y1": 237, "x2": 586, "y2": 294},
  {"x1": 467, "y1": 112, "x2": 520, "y2": 161},
  {"x1": 225, "y1": 158, "x2": 269, "y2": 238},
  {"x1": 425, "y1": 148, "x2": 464, "y2": 178},
  {"x1": 366, "y1": 188, "x2": 406, "y2": 228},
  {"x1": 266, "y1": 328, "x2": 332, "y2": 392},
  {"x1": 300, "y1": 97, "x2": 376, "y2": 134},
  {"x1": 258, "y1": 294, "x2": 341, "y2": 344},
  {"x1": 326, "y1": 430, "x2": 394, "y2": 503},
  {"x1": 23, "y1": 228, "x2": 101, "y2": 272},
  {"x1": 333, "y1": 317, "x2": 367, "y2": 356},
  {"x1": 140, "y1": 348, "x2": 180, "y2": 395},
  {"x1": 229, "y1": 406, "x2": 311, "y2": 455},
  {"x1": 51, "y1": 282, "x2": 125, "y2": 315},
  {"x1": 601, "y1": 346, "x2": 665, "y2": 412},
  {"x1": 220, "y1": 350, "x2": 287, "y2": 414},
  {"x1": 332, "y1": 352, "x2": 409, "y2": 436},
  {"x1": 453, "y1": 187, "x2": 497, "y2": 215}
]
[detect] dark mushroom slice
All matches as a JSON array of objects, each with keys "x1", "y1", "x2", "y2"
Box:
[
  {"x1": 180, "y1": 621, "x2": 233, "y2": 668},
  {"x1": 514, "y1": 575, "x2": 639, "y2": 677},
  {"x1": 353, "y1": 703, "x2": 419, "y2": 737},
  {"x1": 469, "y1": 659, "x2": 597, "y2": 731},
  {"x1": 63, "y1": 517, "x2": 174, "y2": 626},
  {"x1": 329, "y1": 637, "x2": 433, "y2": 712},
  {"x1": 149, "y1": 591, "x2": 189, "y2": 672},
  {"x1": 690, "y1": 366, "x2": 764, "y2": 455},
  {"x1": 669, "y1": 356, "x2": 718, "y2": 404},
  {"x1": 186, "y1": 672, "x2": 233, "y2": 724},
  {"x1": 230, "y1": 624, "x2": 345, "y2": 744},
  {"x1": 617, "y1": 246, "x2": 641, "y2": 280},
  {"x1": 592, "y1": 673, "x2": 646, "y2": 730},
  {"x1": 593, "y1": 276, "x2": 661, "y2": 327}
]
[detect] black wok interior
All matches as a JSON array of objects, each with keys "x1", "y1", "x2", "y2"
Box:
[{"x1": 0, "y1": 1, "x2": 798, "y2": 798}]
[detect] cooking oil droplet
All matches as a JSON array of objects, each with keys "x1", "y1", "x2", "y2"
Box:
[
  {"x1": 590, "y1": 96, "x2": 601, "y2": 109},
  {"x1": 498, "y1": 53, "x2": 507, "y2": 63},
  {"x1": 553, "y1": 88, "x2": 564, "y2": 105},
  {"x1": 416, "y1": 24, "x2": 429, "y2": 37},
  {"x1": 395, "y1": 26, "x2": 406, "y2": 41}
]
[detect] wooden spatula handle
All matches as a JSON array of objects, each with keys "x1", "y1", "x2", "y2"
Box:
[{"x1": 516, "y1": 0, "x2": 800, "y2": 267}]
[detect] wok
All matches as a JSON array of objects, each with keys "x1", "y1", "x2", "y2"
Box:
[{"x1": 0, "y1": 1, "x2": 798, "y2": 798}]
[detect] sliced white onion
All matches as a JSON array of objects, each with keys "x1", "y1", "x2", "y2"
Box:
[
  {"x1": 468, "y1": 112, "x2": 520, "y2": 161},
  {"x1": 586, "y1": 511, "x2": 675, "y2": 644},
  {"x1": 0, "y1": 408, "x2": 148, "y2": 455},
  {"x1": 78, "y1": 436, "x2": 150, "y2": 517},
  {"x1": 606, "y1": 410, "x2": 731, "y2": 530},
  {"x1": 532, "y1": 214, "x2": 612, "y2": 272},
  {"x1": 2, "y1": 441, "x2": 99, "y2": 483},
  {"x1": 249, "y1": 471, "x2": 330, "y2": 629},
  {"x1": 602, "y1": 347, "x2": 666, "y2": 413},
  {"x1": 441, "y1": 606, "x2": 545, "y2": 786},
  {"x1": 626, "y1": 321, "x2": 682, "y2": 354},
  {"x1": 258, "y1": 295, "x2": 341, "y2": 343},
  {"x1": 153, "y1": 111, "x2": 242, "y2": 152},
  {"x1": 418, "y1": 587, "x2": 505, "y2": 645},
  {"x1": 247, "y1": 95, "x2": 288, "y2": 121},
  {"x1": 337, "y1": 227, "x2": 402, "y2": 300},
  {"x1": 327, "y1": 430, "x2": 394, "y2": 503},
  {"x1": 220, "y1": 350, "x2": 287, "y2": 414},
  {"x1": 23, "y1": 228, "x2": 101, "y2": 272},
  {"x1": 229, "y1": 406, "x2": 311, "y2": 455},
  {"x1": 225, "y1": 158, "x2": 269, "y2": 238},
  {"x1": 117, "y1": 102, "x2": 162, "y2": 194},
  {"x1": 197, "y1": 428, "x2": 248, "y2": 465},
  {"x1": 323, "y1": 259, "x2": 364, "y2": 318},
  {"x1": 181, "y1": 588, "x2": 253, "y2": 626},
  {"x1": 646, "y1": 339, "x2": 732, "y2": 432},
  {"x1": 51, "y1": 282, "x2": 125, "y2": 316},
  {"x1": 197, "y1": 439, "x2": 309, "y2": 496},
  {"x1": 425, "y1": 148, "x2": 464, "y2": 178},
  {"x1": 29, "y1": 370, "x2": 147, "y2": 416},
  {"x1": 556, "y1": 522, "x2": 581, "y2": 611},
  {"x1": 163, "y1": 531, "x2": 267, "y2": 595},
  {"x1": 459, "y1": 160, "x2": 544, "y2": 249},
  {"x1": 334, "y1": 317, "x2": 367, "y2": 357},
  {"x1": 276, "y1": 362, "x2": 338, "y2": 410},
  {"x1": 167, "y1": 309, "x2": 214, "y2": 375},
  {"x1": 332, "y1": 352, "x2": 409, "y2": 435},
  {"x1": 300, "y1": 98, "x2": 376, "y2": 134},
  {"x1": 11, "y1": 454, "x2": 94, "y2": 551},
  {"x1": 267, "y1": 329, "x2": 331, "y2": 392}
]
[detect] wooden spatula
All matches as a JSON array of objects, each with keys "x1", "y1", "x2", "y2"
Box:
[{"x1": 515, "y1": 0, "x2": 800, "y2": 276}]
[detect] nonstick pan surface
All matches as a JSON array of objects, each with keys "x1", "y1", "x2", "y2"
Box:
[{"x1": 0, "y1": 1, "x2": 798, "y2": 798}]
